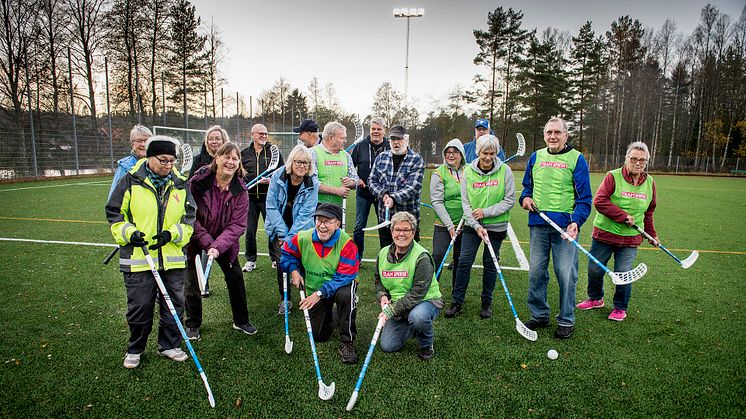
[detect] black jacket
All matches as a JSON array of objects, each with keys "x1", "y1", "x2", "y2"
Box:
[
  {"x1": 241, "y1": 142, "x2": 284, "y2": 200},
  {"x1": 350, "y1": 135, "x2": 389, "y2": 200},
  {"x1": 188, "y1": 143, "x2": 214, "y2": 179}
]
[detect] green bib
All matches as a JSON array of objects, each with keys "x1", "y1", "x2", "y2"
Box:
[
  {"x1": 434, "y1": 164, "x2": 464, "y2": 225},
  {"x1": 314, "y1": 145, "x2": 348, "y2": 205},
  {"x1": 297, "y1": 228, "x2": 351, "y2": 294},
  {"x1": 377, "y1": 242, "x2": 441, "y2": 303},
  {"x1": 593, "y1": 168, "x2": 654, "y2": 236},
  {"x1": 532, "y1": 148, "x2": 581, "y2": 214},
  {"x1": 464, "y1": 164, "x2": 510, "y2": 225}
]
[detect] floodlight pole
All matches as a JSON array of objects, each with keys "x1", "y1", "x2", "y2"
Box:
[{"x1": 393, "y1": 8, "x2": 424, "y2": 107}]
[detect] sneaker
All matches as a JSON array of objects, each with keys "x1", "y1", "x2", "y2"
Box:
[
  {"x1": 608, "y1": 309, "x2": 627, "y2": 321},
  {"x1": 524, "y1": 318, "x2": 550, "y2": 330},
  {"x1": 576, "y1": 298, "x2": 604, "y2": 310},
  {"x1": 158, "y1": 348, "x2": 188, "y2": 362},
  {"x1": 200, "y1": 290, "x2": 210, "y2": 299},
  {"x1": 272, "y1": 261, "x2": 277, "y2": 269},
  {"x1": 444, "y1": 303, "x2": 463, "y2": 318},
  {"x1": 277, "y1": 301, "x2": 292, "y2": 316},
  {"x1": 232, "y1": 322, "x2": 258, "y2": 335},
  {"x1": 479, "y1": 303, "x2": 493, "y2": 319},
  {"x1": 186, "y1": 327, "x2": 200, "y2": 340},
  {"x1": 123, "y1": 353, "x2": 141, "y2": 368},
  {"x1": 339, "y1": 342, "x2": 358, "y2": 364},
  {"x1": 242, "y1": 261, "x2": 256, "y2": 272},
  {"x1": 554, "y1": 325, "x2": 574, "y2": 339},
  {"x1": 418, "y1": 345, "x2": 435, "y2": 361},
  {"x1": 446, "y1": 262, "x2": 454, "y2": 270}
]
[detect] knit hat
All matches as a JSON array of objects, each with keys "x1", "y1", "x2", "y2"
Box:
[{"x1": 145, "y1": 136, "x2": 179, "y2": 158}]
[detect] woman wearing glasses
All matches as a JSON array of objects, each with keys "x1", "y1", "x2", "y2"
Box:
[
  {"x1": 265, "y1": 145, "x2": 320, "y2": 315},
  {"x1": 189, "y1": 125, "x2": 229, "y2": 178},
  {"x1": 576, "y1": 142, "x2": 658, "y2": 322},
  {"x1": 375, "y1": 211, "x2": 442, "y2": 361}
]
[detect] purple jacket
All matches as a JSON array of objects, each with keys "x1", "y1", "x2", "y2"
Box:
[{"x1": 187, "y1": 165, "x2": 248, "y2": 262}]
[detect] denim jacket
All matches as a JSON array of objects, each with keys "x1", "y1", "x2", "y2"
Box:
[{"x1": 265, "y1": 167, "x2": 320, "y2": 242}]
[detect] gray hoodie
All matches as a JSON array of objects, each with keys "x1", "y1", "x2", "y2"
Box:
[
  {"x1": 460, "y1": 155, "x2": 515, "y2": 232},
  {"x1": 430, "y1": 139, "x2": 466, "y2": 230}
]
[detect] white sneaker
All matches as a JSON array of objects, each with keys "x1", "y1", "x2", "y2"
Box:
[
  {"x1": 123, "y1": 353, "x2": 141, "y2": 368},
  {"x1": 158, "y1": 348, "x2": 188, "y2": 362},
  {"x1": 272, "y1": 261, "x2": 277, "y2": 269},
  {"x1": 242, "y1": 261, "x2": 256, "y2": 272}
]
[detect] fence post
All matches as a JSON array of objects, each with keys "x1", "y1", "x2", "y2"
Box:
[
  {"x1": 736, "y1": 158, "x2": 740, "y2": 172},
  {"x1": 161, "y1": 71, "x2": 166, "y2": 126},
  {"x1": 24, "y1": 46, "x2": 38, "y2": 177},
  {"x1": 105, "y1": 57, "x2": 114, "y2": 171},
  {"x1": 675, "y1": 156, "x2": 679, "y2": 174},
  {"x1": 236, "y1": 92, "x2": 240, "y2": 142},
  {"x1": 68, "y1": 47, "x2": 79, "y2": 175}
]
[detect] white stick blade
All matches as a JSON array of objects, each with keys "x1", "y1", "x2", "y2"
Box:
[
  {"x1": 200, "y1": 372, "x2": 216, "y2": 408},
  {"x1": 195, "y1": 255, "x2": 206, "y2": 294},
  {"x1": 284, "y1": 337, "x2": 293, "y2": 354},
  {"x1": 681, "y1": 250, "x2": 699, "y2": 269},
  {"x1": 610, "y1": 263, "x2": 648, "y2": 285},
  {"x1": 318, "y1": 381, "x2": 335, "y2": 400},
  {"x1": 515, "y1": 133, "x2": 526, "y2": 156},
  {"x1": 346, "y1": 391, "x2": 359, "y2": 411},
  {"x1": 362, "y1": 221, "x2": 391, "y2": 231},
  {"x1": 179, "y1": 142, "x2": 193, "y2": 173},
  {"x1": 515, "y1": 318, "x2": 538, "y2": 341}
]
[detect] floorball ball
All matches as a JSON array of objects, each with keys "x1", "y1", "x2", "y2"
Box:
[{"x1": 547, "y1": 349, "x2": 559, "y2": 360}]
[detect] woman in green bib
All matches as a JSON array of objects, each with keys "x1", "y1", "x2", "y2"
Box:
[
  {"x1": 576, "y1": 142, "x2": 658, "y2": 322},
  {"x1": 376, "y1": 212, "x2": 443, "y2": 361},
  {"x1": 445, "y1": 135, "x2": 515, "y2": 320}
]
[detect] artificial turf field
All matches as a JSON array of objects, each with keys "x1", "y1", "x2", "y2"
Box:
[{"x1": 0, "y1": 171, "x2": 744, "y2": 417}]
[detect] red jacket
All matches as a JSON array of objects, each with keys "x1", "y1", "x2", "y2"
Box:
[{"x1": 592, "y1": 167, "x2": 657, "y2": 247}]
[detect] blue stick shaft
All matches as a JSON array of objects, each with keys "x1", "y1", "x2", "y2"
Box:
[
  {"x1": 537, "y1": 210, "x2": 614, "y2": 276},
  {"x1": 633, "y1": 224, "x2": 683, "y2": 264},
  {"x1": 352, "y1": 317, "x2": 384, "y2": 392},
  {"x1": 434, "y1": 219, "x2": 464, "y2": 280},
  {"x1": 283, "y1": 274, "x2": 290, "y2": 338}
]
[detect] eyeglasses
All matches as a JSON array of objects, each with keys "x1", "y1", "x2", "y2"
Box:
[
  {"x1": 445, "y1": 151, "x2": 459, "y2": 156},
  {"x1": 293, "y1": 160, "x2": 310, "y2": 167},
  {"x1": 390, "y1": 137, "x2": 406, "y2": 142},
  {"x1": 131, "y1": 139, "x2": 147, "y2": 145},
  {"x1": 155, "y1": 157, "x2": 178, "y2": 166},
  {"x1": 629, "y1": 157, "x2": 648, "y2": 164},
  {"x1": 315, "y1": 217, "x2": 339, "y2": 226},
  {"x1": 252, "y1": 132, "x2": 268, "y2": 136},
  {"x1": 544, "y1": 130, "x2": 565, "y2": 135},
  {"x1": 393, "y1": 227, "x2": 414, "y2": 234}
]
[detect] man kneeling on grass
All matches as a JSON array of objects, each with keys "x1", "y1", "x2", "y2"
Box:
[
  {"x1": 280, "y1": 203, "x2": 360, "y2": 363},
  {"x1": 375, "y1": 212, "x2": 442, "y2": 360}
]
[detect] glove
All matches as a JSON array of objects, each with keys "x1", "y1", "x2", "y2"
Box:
[
  {"x1": 382, "y1": 303, "x2": 395, "y2": 319},
  {"x1": 148, "y1": 231, "x2": 172, "y2": 250},
  {"x1": 129, "y1": 230, "x2": 148, "y2": 247}
]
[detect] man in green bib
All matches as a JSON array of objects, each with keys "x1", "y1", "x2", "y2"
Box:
[
  {"x1": 519, "y1": 117, "x2": 592, "y2": 339},
  {"x1": 310, "y1": 121, "x2": 358, "y2": 206},
  {"x1": 280, "y1": 203, "x2": 361, "y2": 363},
  {"x1": 576, "y1": 142, "x2": 658, "y2": 322},
  {"x1": 375, "y1": 212, "x2": 443, "y2": 360}
]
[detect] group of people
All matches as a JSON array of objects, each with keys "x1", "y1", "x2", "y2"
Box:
[{"x1": 105, "y1": 115, "x2": 659, "y2": 369}]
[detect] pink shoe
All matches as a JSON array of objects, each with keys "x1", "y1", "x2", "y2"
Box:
[
  {"x1": 608, "y1": 309, "x2": 627, "y2": 321},
  {"x1": 576, "y1": 298, "x2": 604, "y2": 310}
]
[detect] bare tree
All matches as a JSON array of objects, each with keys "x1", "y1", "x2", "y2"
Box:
[{"x1": 68, "y1": 0, "x2": 107, "y2": 131}]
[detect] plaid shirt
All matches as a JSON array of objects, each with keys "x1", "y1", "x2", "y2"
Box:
[{"x1": 368, "y1": 148, "x2": 425, "y2": 222}]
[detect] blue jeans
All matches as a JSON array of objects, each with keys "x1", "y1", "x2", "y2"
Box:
[
  {"x1": 353, "y1": 190, "x2": 377, "y2": 260},
  {"x1": 380, "y1": 301, "x2": 439, "y2": 351},
  {"x1": 452, "y1": 227, "x2": 506, "y2": 306},
  {"x1": 527, "y1": 225, "x2": 579, "y2": 327},
  {"x1": 587, "y1": 238, "x2": 636, "y2": 310}
]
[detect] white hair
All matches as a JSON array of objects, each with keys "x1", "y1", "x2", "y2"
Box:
[{"x1": 476, "y1": 134, "x2": 500, "y2": 154}]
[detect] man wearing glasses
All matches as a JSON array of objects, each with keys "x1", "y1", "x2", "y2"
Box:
[
  {"x1": 463, "y1": 118, "x2": 504, "y2": 163},
  {"x1": 108, "y1": 124, "x2": 152, "y2": 199},
  {"x1": 241, "y1": 124, "x2": 284, "y2": 272},
  {"x1": 368, "y1": 125, "x2": 425, "y2": 247},
  {"x1": 519, "y1": 117, "x2": 592, "y2": 339},
  {"x1": 280, "y1": 203, "x2": 360, "y2": 364},
  {"x1": 294, "y1": 119, "x2": 321, "y2": 148}
]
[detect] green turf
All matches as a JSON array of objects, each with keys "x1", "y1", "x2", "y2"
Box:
[{"x1": 0, "y1": 173, "x2": 745, "y2": 417}]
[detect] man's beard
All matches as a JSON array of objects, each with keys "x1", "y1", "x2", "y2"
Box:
[{"x1": 391, "y1": 146, "x2": 407, "y2": 156}]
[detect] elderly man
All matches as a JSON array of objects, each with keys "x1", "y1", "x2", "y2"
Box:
[
  {"x1": 108, "y1": 124, "x2": 152, "y2": 198},
  {"x1": 241, "y1": 123, "x2": 284, "y2": 272},
  {"x1": 350, "y1": 117, "x2": 390, "y2": 260},
  {"x1": 310, "y1": 121, "x2": 358, "y2": 206},
  {"x1": 368, "y1": 125, "x2": 425, "y2": 248},
  {"x1": 294, "y1": 119, "x2": 321, "y2": 148},
  {"x1": 463, "y1": 118, "x2": 505, "y2": 163},
  {"x1": 281, "y1": 203, "x2": 360, "y2": 364},
  {"x1": 519, "y1": 117, "x2": 592, "y2": 339}
]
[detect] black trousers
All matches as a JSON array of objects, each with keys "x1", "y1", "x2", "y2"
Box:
[
  {"x1": 184, "y1": 255, "x2": 250, "y2": 328},
  {"x1": 124, "y1": 269, "x2": 184, "y2": 354},
  {"x1": 273, "y1": 239, "x2": 292, "y2": 303},
  {"x1": 432, "y1": 224, "x2": 463, "y2": 289},
  {"x1": 306, "y1": 282, "x2": 357, "y2": 344},
  {"x1": 246, "y1": 197, "x2": 277, "y2": 262}
]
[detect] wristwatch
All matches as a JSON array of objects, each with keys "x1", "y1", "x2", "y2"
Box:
[{"x1": 316, "y1": 290, "x2": 322, "y2": 298}]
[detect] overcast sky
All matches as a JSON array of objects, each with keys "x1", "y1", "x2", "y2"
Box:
[{"x1": 191, "y1": 0, "x2": 745, "y2": 119}]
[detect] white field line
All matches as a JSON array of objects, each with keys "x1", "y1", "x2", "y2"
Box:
[{"x1": 0, "y1": 181, "x2": 109, "y2": 192}]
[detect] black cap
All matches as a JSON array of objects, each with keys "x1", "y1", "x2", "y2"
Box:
[
  {"x1": 145, "y1": 136, "x2": 178, "y2": 158},
  {"x1": 388, "y1": 125, "x2": 407, "y2": 139},
  {"x1": 314, "y1": 203, "x2": 343, "y2": 222},
  {"x1": 293, "y1": 119, "x2": 319, "y2": 133}
]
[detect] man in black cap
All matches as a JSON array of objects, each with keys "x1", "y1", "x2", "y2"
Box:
[
  {"x1": 294, "y1": 119, "x2": 320, "y2": 148},
  {"x1": 280, "y1": 203, "x2": 360, "y2": 363}
]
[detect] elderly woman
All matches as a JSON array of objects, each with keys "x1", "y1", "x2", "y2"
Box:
[
  {"x1": 445, "y1": 135, "x2": 515, "y2": 320},
  {"x1": 189, "y1": 125, "x2": 229, "y2": 178},
  {"x1": 430, "y1": 139, "x2": 466, "y2": 287},
  {"x1": 184, "y1": 142, "x2": 256, "y2": 340},
  {"x1": 375, "y1": 211, "x2": 443, "y2": 361},
  {"x1": 108, "y1": 124, "x2": 152, "y2": 198},
  {"x1": 265, "y1": 145, "x2": 320, "y2": 315},
  {"x1": 576, "y1": 142, "x2": 658, "y2": 322},
  {"x1": 106, "y1": 136, "x2": 196, "y2": 368}
]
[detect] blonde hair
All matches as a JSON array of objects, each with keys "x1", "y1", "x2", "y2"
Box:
[
  {"x1": 204, "y1": 125, "x2": 230, "y2": 157},
  {"x1": 285, "y1": 145, "x2": 313, "y2": 176}
]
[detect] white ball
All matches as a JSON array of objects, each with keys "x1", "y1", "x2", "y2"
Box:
[{"x1": 547, "y1": 349, "x2": 558, "y2": 360}]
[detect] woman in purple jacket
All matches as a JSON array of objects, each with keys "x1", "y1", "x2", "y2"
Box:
[{"x1": 184, "y1": 142, "x2": 256, "y2": 340}]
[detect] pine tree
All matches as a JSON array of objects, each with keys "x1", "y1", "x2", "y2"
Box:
[{"x1": 165, "y1": 0, "x2": 205, "y2": 128}]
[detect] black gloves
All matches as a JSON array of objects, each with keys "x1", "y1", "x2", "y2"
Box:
[
  {"x1": 129, "y1": 230, "x2": 148, "y2": 247},
  {"x1": 149, "y1": 231, "x2": 172, "y2": 250}
]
